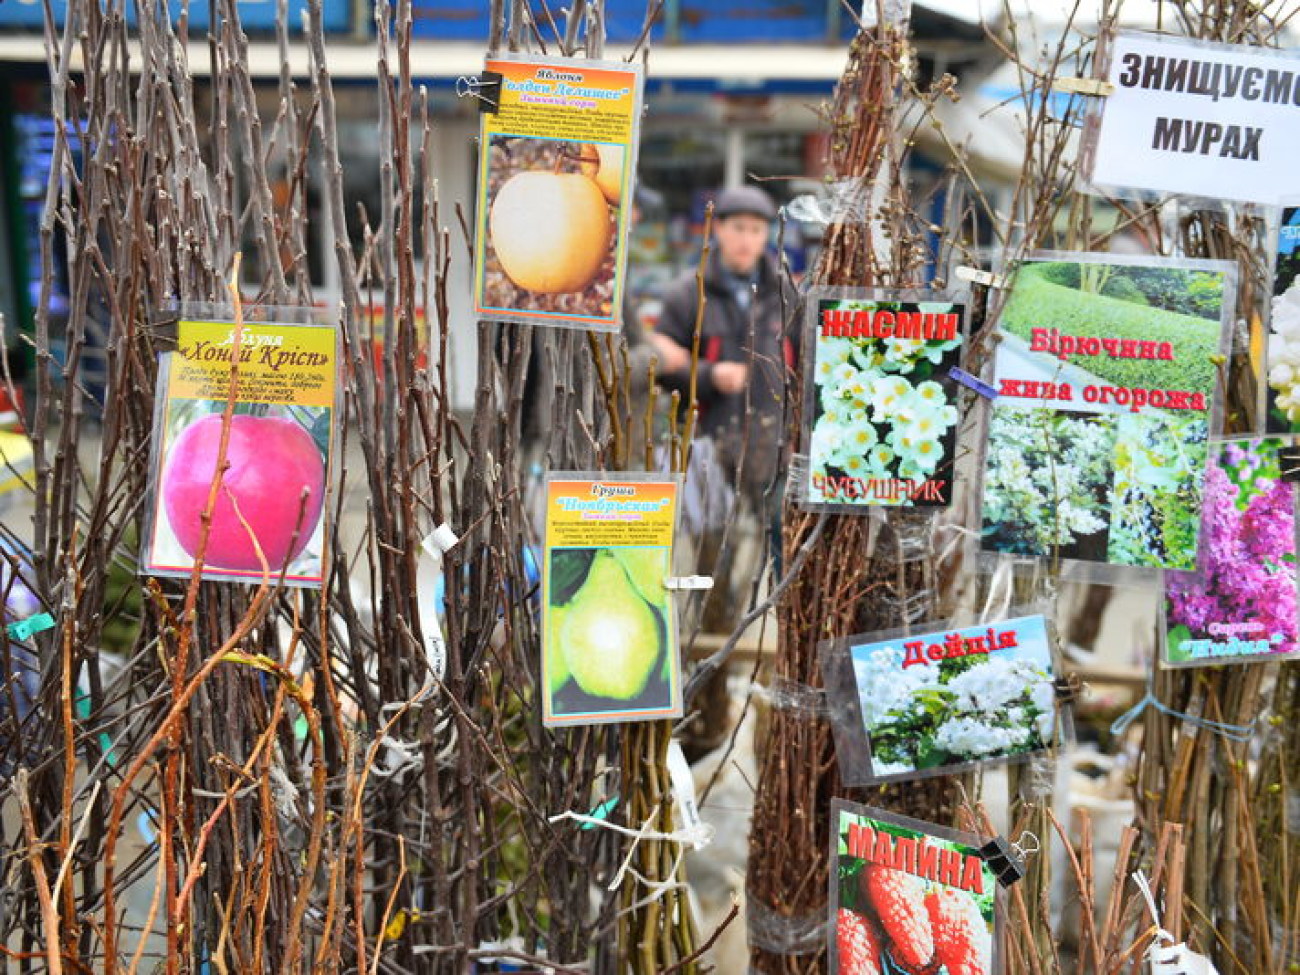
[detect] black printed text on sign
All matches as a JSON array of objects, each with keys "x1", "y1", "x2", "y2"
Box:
[{"x1": 1086, "y1": 32, "x2": 1300, "y2": 205}]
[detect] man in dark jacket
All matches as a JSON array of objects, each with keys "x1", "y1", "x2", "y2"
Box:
[
  {"x1": 650, "y1": 186, "x2": 796, "y2": 756},
  {"x1": 650, "y1": 186, "x2": 796, "y2": 502}
]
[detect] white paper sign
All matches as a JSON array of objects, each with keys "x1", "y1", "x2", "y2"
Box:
[{"x1": 1086, "y1": 31, "x2": 1300, "y2": 204}]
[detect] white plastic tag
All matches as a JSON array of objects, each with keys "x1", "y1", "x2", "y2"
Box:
[
  {"x1": 416, "y1": 525, "x2": 459, "y2": 682},
  {"x1": 666, "y1": 740, "x2": 707, "y2": 850},
  {"x1": 1151, "y1": 943, "x2": 1218, "y2": 975}
]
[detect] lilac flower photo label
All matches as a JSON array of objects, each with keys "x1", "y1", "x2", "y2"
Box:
[{"x1": 1162, "y1": 437, "x2": 1299, "y2": 668}]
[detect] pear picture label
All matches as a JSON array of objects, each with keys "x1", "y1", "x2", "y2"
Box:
[{"x1": 542, "y1": 475, "x2": 682, "y2": 726}]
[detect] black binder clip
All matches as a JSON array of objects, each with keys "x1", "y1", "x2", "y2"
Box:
[
  {"x1": 979, "y1": 835, "x2": 1026, "y2": 887},
  {"x1": 1054, "y1": 673, "x2": 1082, "y2": 703},
  {"x1": 147, "y1": 309, "x2": 181, "y2": 350},
  {"x1": 1280, "y1": 444, "x2": 1300, "y2": 482},
  {"x1": 456, "y1": 71, "x2": 503, "y2": 114}
]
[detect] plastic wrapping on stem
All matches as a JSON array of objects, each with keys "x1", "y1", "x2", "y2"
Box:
[
  {"x1": 978, "y1": 556, "x2": 1017, "y2": 625},
  {"x1": 746, "y1": 897, "x2": 826, "y2": 956},
  {"x1": 752, "y1": 675, "x2": 830, "y2": 720},
  {"x1": 786, "y1": 452, "x2": 810, "y2": 501},
  {"x1": 1020, "y1": 754, "x2": 1058, "y2": 801},
  {"x1": 859, "y1": 0, "x2": 913, "y2": 28},
  {"x1": 782, "y1": 177, "x2": 876, "y2": 228},
  {"x1": 895, "y1": 515, "x2": 932, "y2": 564}
]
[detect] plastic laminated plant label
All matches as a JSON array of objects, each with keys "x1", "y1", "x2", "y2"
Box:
[
  {"x1": 800, "y1": 289, "x2": 965, "y2": 510},
  {"x1": 541, "y1": 474, "x2": 682, "y2": 727},
  {"x1": 1161, "y1": 437, "x2": 1299, "y2": 668},
  {"x1": 142, "y1": 316, "x2": 337, "y2": 588},
  {"x1": 829, "y1": 800, "x2": 1001, "y2": 975},
  {"x1": 979, "y1": 252, "x2": 1235, "y2": 576},
  {"x1": 1083, "y1": 30, "x2": 1300, "y2": 205},
  {"x1": 823, "y1": 613, "x2": 1060, "y2": 784},
  {"x1": 472, "y1": 54, "x2": 644, "y2": 331},
  {"x1": 1266, "y1": 203, "x2": 1300, "y2": 433}
]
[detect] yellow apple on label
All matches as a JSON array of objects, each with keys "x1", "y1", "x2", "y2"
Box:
[
  {"x1": 489, "y1": 171, "x2": 612, "y2": 294},
  {"x1": 578, "y1": 143, "x2": 625, "y2": 205}
]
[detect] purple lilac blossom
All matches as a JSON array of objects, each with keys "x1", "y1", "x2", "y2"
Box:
[{"x1": 1167, "y1": 442, "x2": 1297, "y2": 656}]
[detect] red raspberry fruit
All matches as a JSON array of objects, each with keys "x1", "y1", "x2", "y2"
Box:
[
  {"x1": 860, "y1": 866, "x2": 935, "y2": 972},
  {"x1": 835, "y1": 908, "x2": 883, "y2": 975},
  {"x1": 924, "y1": 885, "x2": 992, "y2": 975}
]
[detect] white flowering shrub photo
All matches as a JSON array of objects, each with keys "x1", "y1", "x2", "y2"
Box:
[
  {"x1": 981, "y1": 409, "x2": 1114, "y2": 560},
  {"x1": 805, "y1": 297, "x2": 962, "y2": 507},
  {"x1": 1269, "y1": 280, "x2": 1300, "y2": 430},
  {"x1": 850, "y1": 616, "x2": 1057, "y2": 779},
  {"x1": 981, "y1": 407, "x2": 1210, "y2": 568}
]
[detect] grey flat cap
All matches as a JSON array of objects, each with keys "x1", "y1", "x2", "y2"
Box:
[{"x1": 714, "y1": 185, "x2": 777, "y2": 222}]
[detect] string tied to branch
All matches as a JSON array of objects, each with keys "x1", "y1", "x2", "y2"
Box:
[{"x1": 1109, "y1": 677, "x2": 1253, "y2": 743}]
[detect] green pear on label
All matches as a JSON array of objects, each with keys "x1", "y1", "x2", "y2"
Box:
[{"x1": 562, "y1": 551, "x2": 662, "y2": 701}]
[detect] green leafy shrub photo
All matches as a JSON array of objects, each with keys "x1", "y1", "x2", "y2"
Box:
[{"x1": 999, "y1": 261, "x2": 1223, "y2": 395}]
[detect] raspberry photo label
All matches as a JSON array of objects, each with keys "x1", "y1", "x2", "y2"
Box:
[
  {"x1": 1161, "y1": 437, "x2": 1300, "y2": 668},
  {"x1": 472, "y1": 55, "x2": 644, "y2": 332},
  {"x1": 824, "y1": 614, "x2": 1059, "y2": 783},
  {"x1": 1084, "y1": 31, "x2": 1300, "y2": 204},
  {"x1": 142, "y1": 317, "x2": 338, "y2": 588},
  {"x1": 542, "y1": 474, "x2": 682, "y2": 727},
  {"x1": 980, "y1": 252, "x2": 1235, "y2": 573},
  {"x1": 830, "y1": 801, "x2": 1000, "y2": 975},
  {"x1": 801, "y1": 290, "x2": 965, "y2": 510}
]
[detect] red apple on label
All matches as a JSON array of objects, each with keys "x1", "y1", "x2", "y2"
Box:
[{"x1": 162, "y1": 413, "x2": 326, "y2": 572}]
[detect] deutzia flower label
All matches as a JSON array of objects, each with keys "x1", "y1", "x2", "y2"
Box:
[
  {"x1": 823, "y1": 614, "x2": 1059, "y2": 783},
  {"x1": 830, "y1": 801, "x2": 999, "y2": 975},
  {"x1": 1162, "y1": 437, "x2": 1299, "y2": 668},
  {"x1": 980, "y1": 253, "x2": 1235, "y2": 572},
  {"x1": 802, "y1": 290, "x2": 964, "y2": 509}
]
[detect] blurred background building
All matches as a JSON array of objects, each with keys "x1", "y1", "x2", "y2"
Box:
[{"x1": 0, "y1": 1, "x2": 997, "y2": 408}]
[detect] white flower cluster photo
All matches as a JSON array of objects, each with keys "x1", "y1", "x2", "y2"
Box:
[
  {"x1": 807, "y1": 301, "x2": 962, "y2": 507},
  {"x1": 1269, "y1": 281, "x2": 1300, "y2": 426},
  {"x1": 849, "y1": 619, "x2": 1057, "y2": 779}
]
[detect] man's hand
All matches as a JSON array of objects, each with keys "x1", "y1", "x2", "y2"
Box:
[
  {"x1": 710, "y1": 361, "x2": 748, "y2": 394},
  {"x1": 649, "y1": 332, "x2": 691, "y2": 373}
]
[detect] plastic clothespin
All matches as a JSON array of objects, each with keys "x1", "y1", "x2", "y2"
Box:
[
  {"x1": 954, "y1": 265, "x2": 1006, "y2": 289},
  {"x1": 1279, "y1": 445, "x2": 1300, "y2": 482},
  {"x1": 1052, "y1": 77, "x2": 1116, "y2": 97},
  {"x1": 1054, "y1": 673, "x2": 1083, "y2": 703},
  {"x1": 664, "y1": 575, "x2": 713, "y2": 592},
  {"x1": 456, "y1": 71, "x2": 504, "y2": 114},
  {"x1": 6, "y1": 612, "x2": 55, "y2": 641},
  {"x1": 948, "y1": 366, "x2": 998, "y2": 400}
]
